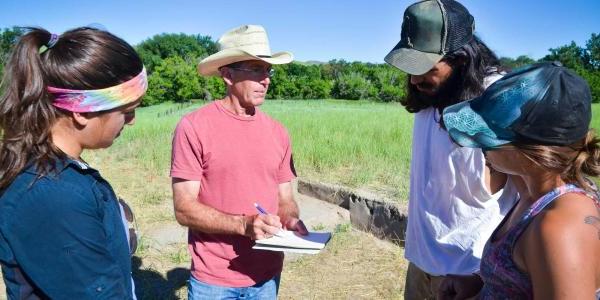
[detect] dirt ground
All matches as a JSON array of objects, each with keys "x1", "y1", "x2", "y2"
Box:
[
  {"x1": 0, "y1": 184, "x2": 408, "y2": 300},
  {"x1": 130, "y1": 225, "x2": 407, "y2": 300}
]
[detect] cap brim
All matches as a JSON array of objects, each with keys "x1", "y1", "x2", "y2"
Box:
[
  {"x1": 198, "y1": 49, "x2": 293, "y2": 76},
  {"x1": 442, "y1": 99, "x2": 511, "y2": 149},
  {"x1": 384, "y1": 43, "x2": 443, "y2": 75}
]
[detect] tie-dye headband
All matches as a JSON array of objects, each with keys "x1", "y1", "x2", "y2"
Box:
[{"x1": 48, "y1": 67, "x2": 147, "y2": 113}]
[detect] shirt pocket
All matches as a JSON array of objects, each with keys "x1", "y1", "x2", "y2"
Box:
[{"x1": 90, "y1": 182, "x2": 119, "y2": 241}]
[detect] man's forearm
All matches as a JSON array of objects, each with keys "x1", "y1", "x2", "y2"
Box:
[
  {"x1": 172, "y1": 179, "x2": 248, "y2": 235},
  {"x1": 174, "y1": 198, "x2": 246, "y2": 235},
  {"x1": 277, "y1": 181, "x2": 300, "y2": 223},
  {"x1": 276, "y1": 182, "x2": 308, "y2": 235},
  {"x1": 172, "y1": 179, "x2": 291, "y2": 238},
  {"x1": 278, "y1": 198, "x2": 300, "y2": 222}
]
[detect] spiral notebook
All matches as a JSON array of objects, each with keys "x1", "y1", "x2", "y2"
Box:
[{"x1": 252, "y1": 230, "x2": 332, "y2": 254}]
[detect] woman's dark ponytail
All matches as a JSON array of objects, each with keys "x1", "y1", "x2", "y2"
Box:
[
  {"x1": 566, "y1": 131, "x2": 600, "y2": 192},
  {"x1": 0, "y1": 28, "x2": 60, "y2": 190}
]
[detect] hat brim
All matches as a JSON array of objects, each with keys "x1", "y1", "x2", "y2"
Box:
[
  {"x1": 384, "y1": 43, "x2": 443, "y2": 75},
  {"x1": 442, "y1": 99, "x2": 511, "y2": 150},
  {"x1": 198, "y1": 49, "x2": 293, "y2": 76}
]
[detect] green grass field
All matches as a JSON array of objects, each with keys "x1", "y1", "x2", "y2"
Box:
[
  {"x1": 90, "y1": 99, "x2": 600, "y2": 203},
  {"x1": 98, "y1": 99, "x2": 415, "y2": 201},
  {"x1": 80, "y1": 99, "x2": 414, "y2": 299},
  {"x1": 591, "y1": 104, "x2": 600, "y2": 134}
]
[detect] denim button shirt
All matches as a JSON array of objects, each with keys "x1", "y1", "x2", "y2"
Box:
[{"x1": 0, "y1": 159, "x2": 133, "y2": 299}]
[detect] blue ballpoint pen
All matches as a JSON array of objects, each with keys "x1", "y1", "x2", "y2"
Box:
[
  {"x1": 253, "y1": 202, "x2": 284, "y2": 237},
  {"x1": 254, "y1": 202, "x2": 269, "y2": 215}
]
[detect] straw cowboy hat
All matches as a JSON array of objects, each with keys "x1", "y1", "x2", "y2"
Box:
[{"x1": 198, "y1": 25, "x2": 293, "y2": 76}]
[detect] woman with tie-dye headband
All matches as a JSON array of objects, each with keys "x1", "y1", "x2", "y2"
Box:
[{"x1": 0, "y1": 27, "x2": 146, "y2": 299}]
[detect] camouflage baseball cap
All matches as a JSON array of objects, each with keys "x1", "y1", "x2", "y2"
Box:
[{"x1": 385, "y1": 0, "x2": 475, "y2": 75}]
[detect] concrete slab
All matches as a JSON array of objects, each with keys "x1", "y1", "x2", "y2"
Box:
[
  {"x1": 285, "y1": 190, "x2": 350, "y2": 262},
  {"x1": 294, "y1": 191, "x2": 350, "y2": 232},
  {"x1": 141, "y1": 189, "x2": 350, "y2": 250}
]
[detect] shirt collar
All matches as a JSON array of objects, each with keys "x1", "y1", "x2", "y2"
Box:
[{"x1": 24, "y1": 157, "x2": 95, "y2": 175}]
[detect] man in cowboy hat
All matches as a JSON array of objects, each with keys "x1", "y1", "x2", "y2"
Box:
[{"x1": 170, "y1": 24, "x2": 308, "y2": 299}]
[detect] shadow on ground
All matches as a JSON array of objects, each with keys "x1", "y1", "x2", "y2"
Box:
[{"x1": 132, "y1": 256, "x2": 188, "y2": 299}]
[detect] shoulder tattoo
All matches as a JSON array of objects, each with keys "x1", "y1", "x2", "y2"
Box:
[{"x1": 584, "y1": 215, "x2": 600, "y2": 240}]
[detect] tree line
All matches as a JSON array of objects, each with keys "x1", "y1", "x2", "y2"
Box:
[{"x1": 1, "y1": 27, "x2": 599, "y2": 105}]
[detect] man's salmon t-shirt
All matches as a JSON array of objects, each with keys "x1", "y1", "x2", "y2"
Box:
[{"x1": 170, "y1": 100, "x2": 296, "y2": 287}]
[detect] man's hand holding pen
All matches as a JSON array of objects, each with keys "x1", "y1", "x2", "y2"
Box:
[{"x1": 243, "y1": 202, "x2": 308, "y2": 240}]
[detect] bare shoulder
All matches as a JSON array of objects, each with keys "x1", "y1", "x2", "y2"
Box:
[
  {"x1": 519, "y1": 192, "x2": 599, "y2": 262},
  {"x1": 522, "y1": 192, "x2": 600, "y2": 263},
  {"x1": 535, "y1": 192, "x2": 600, "y2": 241},
  {"x1": 520, "y1": 192, "x2": 600, "y2": 297}
]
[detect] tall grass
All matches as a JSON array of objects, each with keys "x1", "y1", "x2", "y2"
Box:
[
  {"x1": 591, "y1": 105, "x2": 600, "y2": 134},
  {"x1": 87, "y1": 100, "x2": 413, "y2": 202},
  {"x1": 264, "y1": 100, "x2": 413, "y2": 199},
  {"x1": 86, "y1": 101, "x2": 600, "y2": 203}
]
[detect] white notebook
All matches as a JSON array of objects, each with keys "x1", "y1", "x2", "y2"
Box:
[{"x1": 252, "y1": 230, "x2": 332, "y2": 254}]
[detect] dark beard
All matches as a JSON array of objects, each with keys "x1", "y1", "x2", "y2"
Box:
[{"x1": 406, "y1": 68, "x2": 464, "y2": 113}]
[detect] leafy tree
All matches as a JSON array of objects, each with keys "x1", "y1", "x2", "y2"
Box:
[
  {"x1": 542, "y1": 41, "x2": 586, "y2": 71},
  {"x1": 204, "y1": 76, "x2": 226, "y2": 100},
  {"x1": 373, "y1": 65, "x2": 403, "y2": 98},
  {"x1": 144, "y1": 56, "x2": 201, "y2": 105},
  {"x1": 0, "y1": 27, "x2": 24, "y2": 79},
  {"x1": 2, "y1": 26, "x2": 594, "y2": 105},
  {"x1": 331, "y1": 72, "x2": 376, "y2": 100},
  {"x1": 375, "y1": 66, "x2": 407, "y2": 102},
  {"x1": 268, "y1": 63, "x2": 332, "y2": 99},
  {"x1": 499, "y1": 55, "x2": 535, "y2": 69},
  {"x1": 144, "y1": 71, "x2": 170, "y2": 106},
  {"x1": 378, "y1": 84, "x2": 405, "y2": 102},
  {"x1": 135, "y1": 33, "x2": 220, "y2": 104},
  {"x1": 136, "y1": 33, "x2": 217, "y2": 73},
  {"x1": 268, "y1": 66, "x2": 300, "y2": 99},
  {"x1": 579, "y1": 68, "x2": 600, "y2": 103},
  {"x1": 298, "y1": 77, "x2": 332, "y2": 99},
  {"x1": 322, "y1": 59, "x2": 349, "y2": 80},
  {"x1": 585, "y1": 33, "x2": 600, "y2": 70},
  {"x1": 539, "y1": 33, "x2": 600, "y2": 102}
]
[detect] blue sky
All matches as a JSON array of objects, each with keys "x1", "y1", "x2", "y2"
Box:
[{"x1": 1, "y1": 0, "x2": 599, "y2": 63}]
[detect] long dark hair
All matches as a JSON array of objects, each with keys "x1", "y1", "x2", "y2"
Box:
[
  {"x1": 0, "y1": 27, "x2": 143, "y2": 190},
  {"x1": 402, "y1": 36, "x2": 505, "y2": 115}
]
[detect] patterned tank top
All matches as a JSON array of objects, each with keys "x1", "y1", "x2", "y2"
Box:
[{"x1": 480, "y1": 184, "x2": 600, "y2": 299}]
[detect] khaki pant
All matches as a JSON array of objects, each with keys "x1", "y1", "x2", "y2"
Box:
[
  {"x1": 404, "y1": 262, "x2": 446, "y2": 300},
  {"x1": 404, "y1": 263, "x2": 480, "y2": 300}
]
